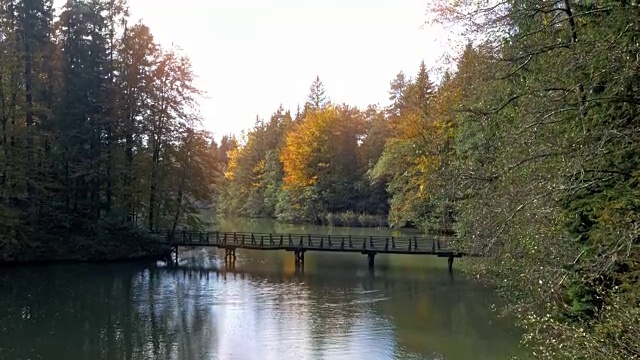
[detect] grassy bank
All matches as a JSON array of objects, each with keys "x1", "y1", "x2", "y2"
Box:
[{"x1": 321, "y1": 211, "x2": 389, "y2": 228}]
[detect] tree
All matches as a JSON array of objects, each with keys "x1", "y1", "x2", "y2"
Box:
[
  {"x1": 168, "y1": 128, "x2": 218, "y2": 235},
  {"x1": 216, "y1": 105, "x2": 292, "y2": 218},
  {"x1": 372, "y1": 62, "x2": 438, "y2": 229},
  {"x1": 357, "y1": 105, "x2": 389, "y2": 215},
  {"x1": 0, "y1": 0, "x2": 218, "y2": 263},
  {"x1": 279, "y1": 105, "x2": 365, "y2": 221},
  {"x1": 146, "y1": 48, "x2": 202, "y2": 231},
  {"x1": 117, "y1": 22, "x2": 157, "y2": 222},
  {"x1": 387, "y1": 71, "x2": 407, "y2": 118},
  {"x1": 304, "y1": 75, "x2": 328, "y2": 112}
]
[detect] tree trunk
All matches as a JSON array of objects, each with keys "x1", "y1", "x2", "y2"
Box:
[
  {"x1": 148, "y1": 141, "x2": 159, "y2": 231},
  {"x1": 24, "y1": 21, "x2": 36, "y2": 223},
  {"x1": 170, "y1": 172, "x2": 187, "y2": 238},
  {"x1": 125, "y1": 112, "x2": 134, "y2": 221},
  {"x1": 0, "y1": 72, "x2": 7, "y2": 198}
]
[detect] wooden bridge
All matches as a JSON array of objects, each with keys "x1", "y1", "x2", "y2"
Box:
[{"x1": 153, "y1": 230, "x2": 476, "y2": 271}]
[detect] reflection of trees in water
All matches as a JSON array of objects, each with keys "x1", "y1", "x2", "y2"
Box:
[
  {"x1": 0, "y1": 260, "x2": 525, "y2": 360},
  {"x1": 132, "y1": 268, "x2": 220, "y2": 359},
  {"x1": 0, "y1": 264, "x2": 219, "y2": 360},
  {"x1": 370, "y1": 270, "x2": 525, "y2": 360},
  {"x1": 0, "y1": 265, "x2": 131, "y2": 359},
  {"x1": 180, "y1": 247, "x2": 525, "y2": 360},
  {"x1": 298, "y1": 273, "x2": 388, "y2": 357},
  {"x1": 151, "y1": 265, "x2": 392, "y2": 357}
]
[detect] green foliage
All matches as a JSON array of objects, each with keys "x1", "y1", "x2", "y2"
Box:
[
  {"x1": 423, "y1": 1, "x2": 640, "y2": 358},
  {"x1": 371, "y1": 63, "x2": 442, "y2": 231},
  {"x1": 216, "y1": 106, "x2": 292, "y2": 218},
  {"x1": 274, "y1": 184, "x2": 321, "y2": 223},
  {"x1": 323, "y1": 211, "x2": 388, "y2": 228},
  {"x1": 0, "y1": 0, "x2": 218, "y2": 263}
]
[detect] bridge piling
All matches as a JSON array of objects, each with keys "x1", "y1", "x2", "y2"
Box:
[
  {"x1": 294, "y1": 250, "x2": 305, "y2": 269},
  {"x1": 224, "y1": 247, "x2": 236, "y2": 263},
  {"x1": 448, "y1": 256, "x2": 454, "y2": 271},
  {"x1": 173, "y1": 246, "x2": 179, "y2": 264},
  {"x1": 367, "y1": 253, "x2": 376, "y2": 269}
]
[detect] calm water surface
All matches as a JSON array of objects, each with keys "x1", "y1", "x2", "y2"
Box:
[{"x1": 0, "y1": 220, "x2": 527, "y2": 360}]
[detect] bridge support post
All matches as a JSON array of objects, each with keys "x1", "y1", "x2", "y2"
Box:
[
  {"x1": 168, "y1": 245, "x2": 179, "y2": 265},
  {"x1": 367, "y1": 253, "x2": 376, "y2": 269},
  {"x1": 224, "y1": 248, "x2": 236, "y2": 263},
  {"x1": 164, "y1": 245, "x2": 178, "y2": 266},
  {"x1": 294, "y1": 250, "x2": 305, "y2": 269},
  {"x1": 447, "y1": 256, "x2": 454, "y2": 272}
]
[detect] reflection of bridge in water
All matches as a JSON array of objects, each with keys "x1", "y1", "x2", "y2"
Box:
[
  {"x1": 155, "y1": 230, "x2": 481, "y2": 271},
  {"x1": 152, "y1": 263, "x2": 456, "y2": 293}
]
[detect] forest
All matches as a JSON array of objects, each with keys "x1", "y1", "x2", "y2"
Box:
[
  {"x1": 214, "y1": 1, "x2": 640, "y2": 358},
  {"x1": 0, "y1": 0, "x2": 219, "y2": 262},
  {"x1": 216, "y1": 64, "x2": 452, "y2": 233},
  {"x1": 1, "y1": 0, "x2": 639, "y2": 359}
]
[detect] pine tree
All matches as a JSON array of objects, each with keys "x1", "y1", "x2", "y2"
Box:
[
  {"x1": 387, "y1": 71, "x2": 406, "y2": 117},
  {"x1": 305, "y1": 75, "x2": 327, "y2": 111}
]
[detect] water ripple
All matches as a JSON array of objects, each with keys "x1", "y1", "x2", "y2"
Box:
[{"x1": 0, "y1": 252, "x2": 527, "y2": 360}]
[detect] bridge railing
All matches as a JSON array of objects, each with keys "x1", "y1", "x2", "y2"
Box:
[{"x1": 152, "y1": 230, "x2": 463, "y2": 254}]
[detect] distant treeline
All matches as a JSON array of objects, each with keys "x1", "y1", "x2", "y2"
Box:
[{"x1": 216, "y1": 64, "x2": 441, "y2": 231}]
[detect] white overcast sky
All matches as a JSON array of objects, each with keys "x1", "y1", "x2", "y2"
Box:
[{"x1": 57, "y1": 0, "x2": 458, "y2": 141}]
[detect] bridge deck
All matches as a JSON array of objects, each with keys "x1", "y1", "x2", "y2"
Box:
[{"x1": 154, "y1": 230, "x2": 470, "y2": 257}]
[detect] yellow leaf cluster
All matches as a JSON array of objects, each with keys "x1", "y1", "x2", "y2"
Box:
[
  {"x1": 280, "y1": 107, "x2": 337, "y2": 188},
  {"x1": 224, "y1": 147, "x2": 240, "y2": 180}
]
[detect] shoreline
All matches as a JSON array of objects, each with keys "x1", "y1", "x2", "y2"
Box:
[{"x1": 0, "y1": 251, "x2": 169, "y2": 268}]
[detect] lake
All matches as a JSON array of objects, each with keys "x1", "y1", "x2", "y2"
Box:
[{"x1": 0, "y1": 219, "x2": 527, "y2": 359}]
